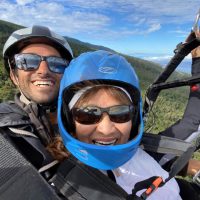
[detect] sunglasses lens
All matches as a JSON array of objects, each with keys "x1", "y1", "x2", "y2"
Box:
[
  {"x1": 72, "y1": 105, "x2": 133, "y2": 124},
  {"x1": 109, "y1": 105, "x2": 133, "y2": 123},
  {"x1": 47, "y1": 57, "x2": 68, "y2": 73},
  {"x1": 14, "y1": 54, "x2": 68, "y2": 73},
  {"x1": 14, "y1": 54, "x2": 40, "y2": 70},
  {"x1": 73, "y1": 106, "x2": 101, "y2": 124}
]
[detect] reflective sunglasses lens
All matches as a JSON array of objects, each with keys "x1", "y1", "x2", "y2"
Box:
[
  {"x1": 73, "y1": 105, "x2": 133, "y2": 124},
  {"x1": 47, "y1": 57, "x2": 68, "y2": 73},
  {"x1": 109, "y1": 105, "x2": 133, "y2": 123},
  {"x1": 73, "y1": 106, "x2": 101, "y2": 124},
  {"x1": 14, "y1": 54, "x2": 40, "y2": 70}
]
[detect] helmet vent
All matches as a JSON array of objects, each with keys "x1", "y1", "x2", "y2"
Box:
[
  {"x1": 98, "y1": 66, "x2": 117, "y2": 74},
  {"x1": 32, "y1": 25, "x2": 51, "y2": 36}
]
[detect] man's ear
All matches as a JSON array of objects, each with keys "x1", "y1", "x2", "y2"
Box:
[{"x1": 10, "y1": 70, "x2": 18, "y2": 86}]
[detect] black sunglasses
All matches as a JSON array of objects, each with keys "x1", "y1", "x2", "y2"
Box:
[
  {"x1": 14, "y1": 53, "x2": 69, "y2": 73},
  {"x1": 72, "y1": 105, "x2": 134, "y2": 125}
]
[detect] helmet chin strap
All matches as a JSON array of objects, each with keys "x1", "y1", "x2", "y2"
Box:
[
  {"x1": 8, "y1": 58, "x2": 30, "y2": 103},
  {"x1": 8, "y1": 58, "x2": 57, "y2": 112}
]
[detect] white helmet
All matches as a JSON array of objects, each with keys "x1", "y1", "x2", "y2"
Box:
[{"x1": 3, "y1": 25, "x2": 73, "y2": 71}]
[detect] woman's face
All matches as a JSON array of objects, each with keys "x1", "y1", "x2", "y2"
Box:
[{"x1": 74, "y1": 89, "x2": 132, "y2": 145}]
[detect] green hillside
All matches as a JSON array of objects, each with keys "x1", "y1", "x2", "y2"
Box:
[{"x1": 0, "y1": 20, "x2": 189, "y2": 133}]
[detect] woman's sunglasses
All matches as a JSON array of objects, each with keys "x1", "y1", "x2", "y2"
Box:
[
  {"x1": 72, "y1": 105, "x2": 134, "y2": 125},
  {"x1": 14, "y1": 53, "x2": 69, "y2": 74}
]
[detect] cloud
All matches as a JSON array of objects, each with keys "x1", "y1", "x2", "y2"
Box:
[
  {"x1": 146, "y1": 23, "x2": 161, "y2": 33},
  {"x1": 62, "y1": 0, "x2": 111, "y2": 10},
  {"x1": 16, "y1": 0, "x2": 35, "y2": 5},
  {"x1": 143, "y1": 54, "x2": 191, "y2": 61},
  {"x1": 142, "y1": 53, "x2": 192, "y2": 73},
  {"x1": 0, "y1": 0, "x2": 199, "y2": 42},
  {"x1": 0, "y1": 1, "x2": 110, "y2": 35}
]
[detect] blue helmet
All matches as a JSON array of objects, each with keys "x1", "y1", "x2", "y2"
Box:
[{"x1": 58, "y1": 50, "x2": 144, "y2": 170}]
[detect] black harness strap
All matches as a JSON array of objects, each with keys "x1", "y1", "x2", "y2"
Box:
[
  {"x1": 127, "y1": 176, "x2": 164, "y2": 200},
  {"x1": 14, "y1": 94, "x2": 55, "y2": 146},
  {"x1": 128, "y1": 133, "x2": 196, "y2": 199},
  {"x1": 51, "y1": 156, "x2": 128, "y2": 200},
  {"x1": 132, "y1": 142, "x2": 194, "y2": 199},
  {"x1": 165, "y1": 144, "x2": 195, "y2": 182},
  {"x1": 131, "y1": 143, "x2": 195, "y2": 199},
  {"x1": 141, "y1": 133, "x2": 193, "y2": 155}
]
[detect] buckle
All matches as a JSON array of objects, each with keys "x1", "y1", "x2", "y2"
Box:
[
  {"x1": 141, "y1": 177, "x2": 164, "y2": 199},
  {"x1": 193, "y1": 170, "x2": 200, "y2": 187}
]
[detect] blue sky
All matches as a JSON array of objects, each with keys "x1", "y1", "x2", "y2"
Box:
[{"x1": 0, "y1": 0, "x2": 200, "y2": 72}]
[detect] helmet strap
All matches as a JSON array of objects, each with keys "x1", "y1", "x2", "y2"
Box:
[
  {"x1": 8, "y1": 58, "x2": 20, "y2": 86},
  {"x1": 8, "y1": 58, "x2": 34, "y2": 105}
]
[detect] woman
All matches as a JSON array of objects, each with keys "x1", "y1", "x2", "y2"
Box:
[{"x1": 56, "y1": 50, "x2": 182, "y2": 199}]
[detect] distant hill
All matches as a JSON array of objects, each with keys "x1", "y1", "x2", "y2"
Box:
[
  {"x1": 0, "y1": 20, "x2": 189, "y2": 133},
  {"x1": 65, "y1": 36, "x2": 116, "y2": 54}
]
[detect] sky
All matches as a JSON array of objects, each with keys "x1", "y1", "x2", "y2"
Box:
[{"x1": 0, "y1": 0, "x2": 200, "y2": 73}]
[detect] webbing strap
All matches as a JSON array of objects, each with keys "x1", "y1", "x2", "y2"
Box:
[
  {"x1": 141, "y1": 133, "x2": 193, "y2": 155},
  {"x1": 141, "y1": 133, "x2": 196, "y2": 180},
  {"x1": 127, "y1": 176, "x2": 164, "y2": 200},
  {"x1": 136, "y1": 133, "x2": 196, "y2": 199},
  {"x1": 135, "y1": 144, "x2": 195, "y2": 199},
  {"x1": 165, "y1": 144, "x2": 195, "y2": 182},
  {"x1": 14, "y1": 94, "x2": 55, "y2": 146},
  {"x1": 51, "y1": 156, "x2": 128, "y2": 200}
]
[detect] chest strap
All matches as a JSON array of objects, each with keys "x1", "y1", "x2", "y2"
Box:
[{"x1": 50, "y1": 156, "x2": 128, "y2": 200}]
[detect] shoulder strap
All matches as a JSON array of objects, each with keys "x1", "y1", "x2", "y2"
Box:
[
  {"x1": 51, "y1": 156, "x2": 128, "y2": 200},
  {"x1": 141, "y1": 133, "x2": 193, "y2": 155},
  {"x1": 14, "y1": 93, "x2": 56, "y2": 146},
  {"x1": 129, "y1": 133, "x2": 196, "y2": 199},
  {"x1": 130, "y1": 142, "x2": 194, "y2": 199}
]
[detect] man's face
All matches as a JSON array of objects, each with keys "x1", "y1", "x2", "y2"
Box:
[{"x1": 10, "y1": 44, "x2": 64, "y2": 105}]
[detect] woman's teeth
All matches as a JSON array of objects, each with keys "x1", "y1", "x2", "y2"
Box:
[{"x1": 93, "y1": 139, "x2": 117, "y2": 146}]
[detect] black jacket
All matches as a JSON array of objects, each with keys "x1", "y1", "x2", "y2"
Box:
[{"x1": 0, "y1": 94, "x2": 55, "y2": 170}]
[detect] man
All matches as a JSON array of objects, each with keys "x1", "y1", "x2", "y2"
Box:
[{"x1": 0, "y1": 25, "x2": 73, "y2": 177}]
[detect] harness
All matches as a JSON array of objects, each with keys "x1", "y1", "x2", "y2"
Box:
[
  {"x1": 0, "y1": 95, "x2": 58, "y2": 176},
  {"x1": 0, "y1": 64, "x2": 198, "y2": 200},
  {"x1": 0, "y1": 117, "x2": 195, "y2": 199},
  {"x1": 49, "y1": 133, "x2": 195, "y2": 200}
]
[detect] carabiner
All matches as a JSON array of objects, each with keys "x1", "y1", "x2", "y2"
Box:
[{"x1": 192, "y1": 8, "x2": 200, "y2": 32}]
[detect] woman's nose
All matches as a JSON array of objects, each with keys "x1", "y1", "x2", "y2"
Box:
[{"x1": 96, "y1": 113, "x2": 116, "y2": 135}]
